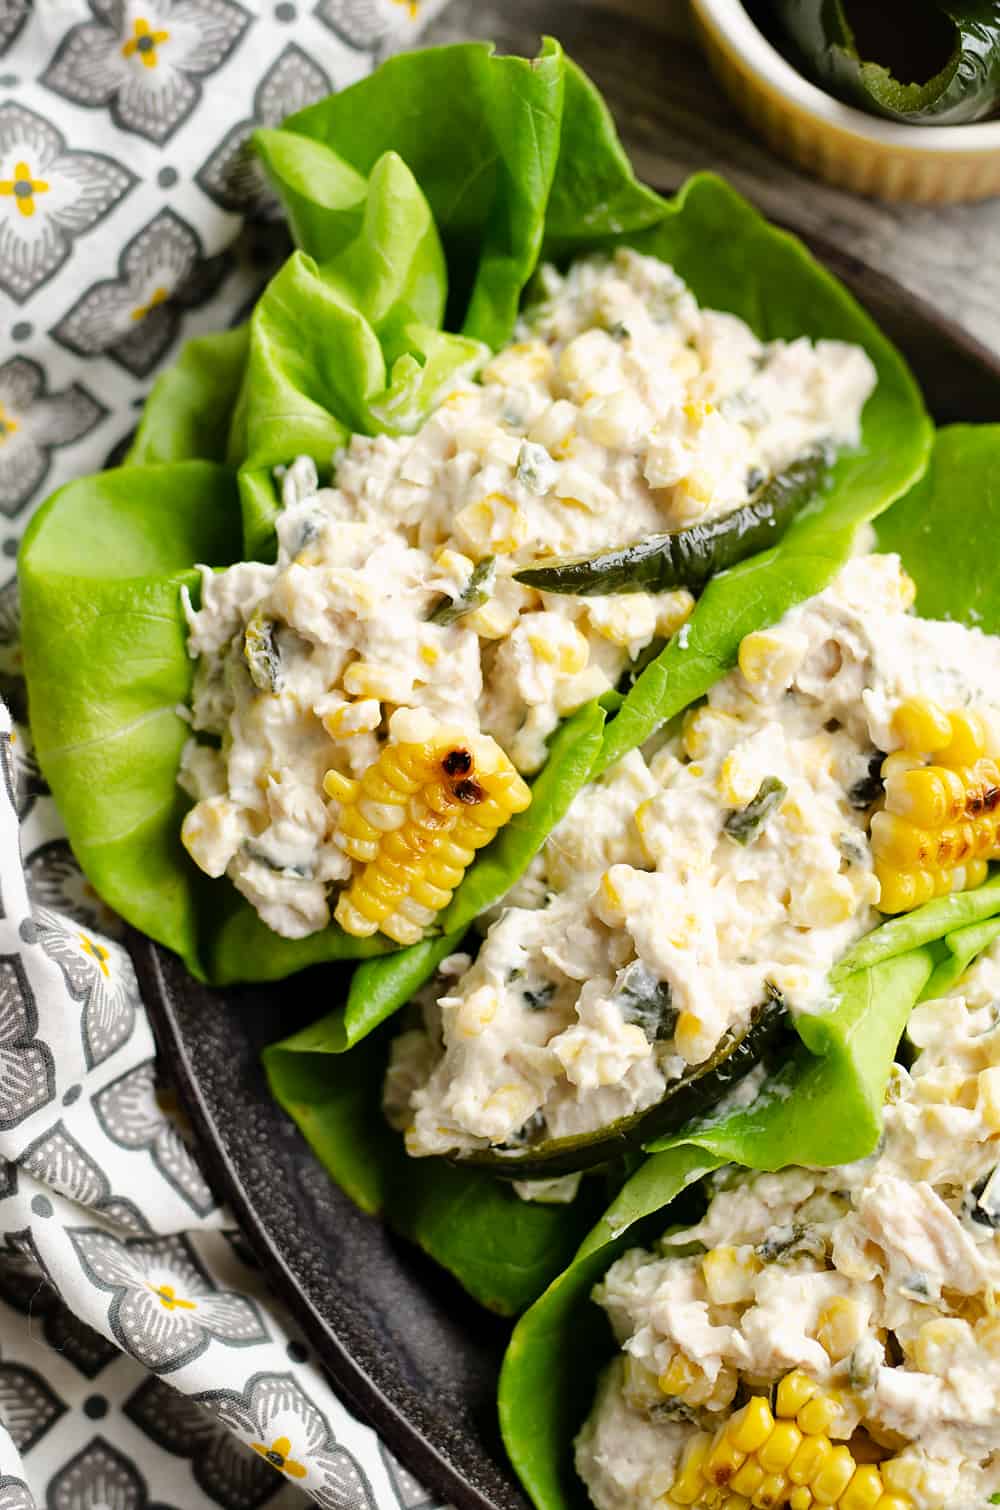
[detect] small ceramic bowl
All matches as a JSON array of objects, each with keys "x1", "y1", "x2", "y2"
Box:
[{"x1": 690, "y1": 0, "x2": 1000, "y2": 203}]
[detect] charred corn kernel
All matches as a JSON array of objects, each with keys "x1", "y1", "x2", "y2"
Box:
[
  {"x1": 332, "y1": 721, "x2": 530, "y2": 945},
  {"x1": 528, "y1": 622, "x2": 590, "y2": 676},
  {"x1": 466, "y1": 596, "x2": 518, "y2": 639},
  {"x1": 738, "y1": 628, "x2": 807, "y2": 690},
  {"x1": 978, "y1": 1067, "x2": 1000, "y2": 1130},
  {"x1": 874, "y1": 708, "x2": 1000, "y2": 913},
  {"x1": 759, "y1": 1423, "x2": 803, "y2": 1475},
  {"x1": 702, "y1": 1246, "x2": 762, "y2": 1305},
  {"x1": 891, "y1": 698, "x2": 953, "y2": 753},
  {"x1": 778, "y1": 1373, "x2": 819, "y2": 1420},
  {"x1": 817, "y1": 1298, "x2": 866, "y2": 1362},
  {"x1": 454, "y1": 493, "x2": 529, "y2": 557},
  {"x1": 705, "y1": 1427, "x2": 747, "y2": 1483},
  {"x1": 659, "y1": 1354, "x2": 699, "y2": 1398},
  {"x1": 343, "y1": 661, "x2": 411, "y2": 702},
  {"x1": 323, "y1": 699, "x2": 381, "y2": 740},
  {"x1": 811, "y1": 1447, "x2": 856, "y2": 1502}
]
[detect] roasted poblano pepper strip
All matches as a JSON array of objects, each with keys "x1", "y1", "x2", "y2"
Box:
[
  {"x1": 723, "y1": 775, "x2": 788, "y2": 845},
  {"x1": 450, "y1": 993, "x2": 789, "y2": 1178},
  {"x1": 764, "y1": 0, "x2": 1000, "y2": 126},
  {"x1": 427, "y1": 555, "x2": 497, "y2": 625},
  {"x1": 512, "y1": 451, "x2": 827, "y2": 597}
]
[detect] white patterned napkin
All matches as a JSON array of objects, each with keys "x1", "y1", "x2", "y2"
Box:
[{"x1": 0, "y1": 3, "x2": 450, "y2": 1506}]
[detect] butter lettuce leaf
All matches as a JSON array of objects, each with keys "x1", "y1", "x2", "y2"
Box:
[
  {"x1": 125, "y1": 325, "x2": 249, "y2": 467},
  {"x1": 263, "y1": 1025, "x2": 609, "y2": 1316}
]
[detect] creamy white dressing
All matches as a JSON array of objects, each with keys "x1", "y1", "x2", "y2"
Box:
[
  {"x1": 576, "y1": 940, "x2": 1000, "y2": 1510},
  {"x1": 388, "y1": 554, "x2": 1000, "y2": 1162},
  {"x1": 179, "y1": 248, "x2": 875, "y2": 939}
]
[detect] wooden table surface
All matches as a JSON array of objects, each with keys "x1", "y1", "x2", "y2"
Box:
[{"x1": 423, "y1": 0, "x2": 1000, "y2": 358}]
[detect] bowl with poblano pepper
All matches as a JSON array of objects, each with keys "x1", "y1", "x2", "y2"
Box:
[{"x1": 19, "y1": 35, "x2": 1000, "y2": 1510}]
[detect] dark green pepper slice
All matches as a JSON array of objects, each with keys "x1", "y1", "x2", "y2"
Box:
[
  {"x1": 512, "y1": 451, "x2": 827, "y2": 598},
  {"x1": 243, "y1": 610, "x2": 283, "y2": 692},
  {"x1": 723, "y1": 776, "x2": 788, "y2": 845},
  {"x1": 450, "y1": 992, "x2": 789, "y2": 1178},
  {"x1": 427, "y1": 555, "x2": 497, "y2": 625},
  {"x1": 761, "y1": 1, "x2": 1000, "y2": 126}
]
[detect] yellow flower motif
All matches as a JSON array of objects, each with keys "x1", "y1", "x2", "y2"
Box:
[
  {"x1": 148, "y1": 1282, "x2": 197, "y2": 1312},
  {"x1": 78, "y1": 933, "x2": 111, "y2": 977},
  {"x1": 131, "y1": 285, "x2": 169, "y2": 323},
  {"x1": 122, "y1": 17, "x2": 170, "y2": 68},
  {"x1": 251, "y1": 1437, "x2": 308, "y2": 1480},
  {"x1": 0, "y1": 403, "x2": 18, "y2": 445},
  {"x1": 0, "y1": 161, "x2": 50, "y2": 219}
]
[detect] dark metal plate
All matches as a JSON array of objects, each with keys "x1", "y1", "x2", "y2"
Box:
[{"x1": 135, "y1": 10, "x2": 1000, "y2": 1505}]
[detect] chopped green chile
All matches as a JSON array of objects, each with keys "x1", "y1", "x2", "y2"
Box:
[
  {"x1": 243, "y1": 610, "x2": 282, "y2": 692},
  {"x1": 427, "y1": 555, "x2": 497, "y2": 625},
  {"x1": 613, "y1": 960, "x2": 677, "y2": 1042},
  {"x1": 449, "y1": 992, "x2": 789, "y2": 1178},
  {"x1": 723, "y1": 775, "x2": 788, "y2": 845},
  {"x1": 513, "y1": 450, "x2": 828, "y2": 597}
]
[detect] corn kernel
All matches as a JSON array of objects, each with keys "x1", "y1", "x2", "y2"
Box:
[
  {"x1": 798, "y1": 1394, "x2": 840, "y2": 1437},
  {"x1": 659, "y1": 1354, "x2": 698, "y2": 1397},
  {"x1": 817, "y1": 1297, "x2": 866, "y2": 1362},
  {"x1": 482, "y1": 340, "x2": 553, "y2": 387},
  {"x1": 655, "y1": 588, "x2": 696, "y2": 639},
  {"x1": 939, "y1": 709, "x2": 988, "y2": 766},
  {"x1": 705, "y1": 1427, "x2": 747, "y2": 1485},
  {"x1": 670, "y1": 1433, "x2": 713, "y2": 1505},
  {"x1": 528, "y1": 623, "x2": 589, "y2": 675},
  {"x1": 753, "y1": 1472, "x2": 790, "y2": 1506},
  {"x1": 810, "y1": 1445, "x2": 856, "y2": 1502},
  {"x1": 759, "y1": 1422, "x2": 803, "y2": 1475},
  {"x1": 454, "y1": 493, "x2": 529, "y2": 557},
  {"x1": 788, "y1": 1434, "x2": 831, "y2": 1486},
  {"x1": 674, "y1": 1009, "x2": 712, "y2": 1065},
  {"x1": 891, "y1": 698, "x2": 953, "y2": 753},
  {"x1": 323, "y1": 699, "x2": 381, "y2": 740},
  {"x1": 880, "y1": 1460, "x2": 922, "y2": 1495},
  {"x1": 738, "y1": 628, "x2": 807, "y2": 691},
  {"x1": 466, "y1": 596, "x2": 519, "y2": 639},
  {"x1": 343, "y1": 660, "x2": 412, "y2": 702},
  {"x1": 702, "y1": 1246, "x2": 762, "y2": 1305},
  {"x1": 586, "y1": 594, "x2": 657, "y2": 649},
  {"x1": 788, "y1": 1489, "x2": 813, "y2": 1510},
  {"x1": 777, "y1": 1371, "x2": 819, "y2": 1420},
  {"x1": 730, "y1": 1460, "x2": 767, "y2": 1498},
  {"x1": 794, "y1": 875, "x2": 857, "y2": 928},
  {"x1": 718, "y1": 749, "x2": 763, "y2": 809},
  {"x1": 978, "y1": 1067, "x2": 1000, "y2": 1131},
  {"x1": 455, "y1": 986, "x2": 499, "y2": 1039},
  {"x1": 840, "y1": 1465, "x2": 888, "y2": 1510},
  {"x1": 729, "y1": 1398, "x2": 775, "y2": 1454}
]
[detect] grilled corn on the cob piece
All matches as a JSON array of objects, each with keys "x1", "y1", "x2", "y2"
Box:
[
  {"x1": 872, "y1": 699, "x2": 1000, "y2": 914},
  {"x1": 669, "y1": 1371, "x2": 912, "y2": 1508},
  {"x1": 326, "y1": 715, "x2": 531, "y2": 946}
]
